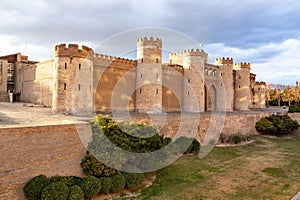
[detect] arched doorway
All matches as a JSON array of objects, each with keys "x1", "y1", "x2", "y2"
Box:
[
  {"x1": 210, "y1": 85, "x2": 217, "y2": 111},
  {"x1": 204, "y1": 85, "x2": 217, "y2": 112}
]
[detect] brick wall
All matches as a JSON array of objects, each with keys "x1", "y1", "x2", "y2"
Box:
[{"x1": 0, "y1": 124, "x2": 87, "y2": 200}]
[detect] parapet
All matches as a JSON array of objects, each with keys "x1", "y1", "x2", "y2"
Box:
[
  {"x1": 255, "y1": 81, "x2": 266, "y2": 86},
  {"x1": 170, "y1": 49, "x2": 207, "y2": 57},
  {"x1": 93, "y1": 53, "x2": 137, "y2": 69},
  {"x1": 162, "y1": 64, "x2": 184, "y2": 74},
  {"x1": 54, "y1": 43, "x2": 94, "y2": 59},
  {"x1": 137, "y1": 37, "x2": 162, "y2": 47},
  {"x1": 234, "y1": 62, "x2": 251, "y2": 69},
  {"x1": 215, "y1": 57, "x2": 233, "y2": 65}
]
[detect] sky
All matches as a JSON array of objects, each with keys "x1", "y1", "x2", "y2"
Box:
[{"x1": 0, "y1": 0, "x2": 300, "y2": 85}]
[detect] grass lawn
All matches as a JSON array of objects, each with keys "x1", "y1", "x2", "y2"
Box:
[{"x1": 136, "y1": 136, "x2": 300, "y2": 200}]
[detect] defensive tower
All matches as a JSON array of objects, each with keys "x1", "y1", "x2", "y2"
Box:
[
  {"x1": 233, "y1": 62, "x2": 251, "y2": 110},
  {"x1": 215, "y1": 57, "x2": 234, "y2": 111},
  {"x1": 135, "y1": 37, "x2": 163, "y2": 113},
  {"x1": 53, "y1": 44, "x2": 94, "y2": 114}
]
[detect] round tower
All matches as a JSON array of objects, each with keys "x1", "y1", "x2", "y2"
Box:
[
  {"x1": 135, "y1": 37, "x2": 162, "y2": 113},
  {"x1": 181, "y1": 49, "x2": 207, "y2": 112},
  {"x1": 52, "y1": 44, "x2": 94, "y2": 114},
  {"x1": 215, "y1": 57, "x2": 234, "y2": 112},
  {"x1": 233, "y1": 62, "x2": 251, "y2": 111},
  {"x1": 253, "y1": 82, "x2": 266, "y2": 109}
]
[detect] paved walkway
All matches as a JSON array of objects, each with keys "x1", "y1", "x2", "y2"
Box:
[{"x1": 0, "y1": 102, "x2": 87, "y2": 128}]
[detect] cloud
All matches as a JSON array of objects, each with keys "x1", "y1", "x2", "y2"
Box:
[
  {"x1": 0, "y1": 0, "x2": 299, "y2": 85},
  {"x1": 205, "y1": 38, "x2": 300, "y2": 85}
]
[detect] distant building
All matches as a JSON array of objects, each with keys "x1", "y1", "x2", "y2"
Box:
[{"x1": 0, "y1": 37, "x2": 266, "y2": 114}]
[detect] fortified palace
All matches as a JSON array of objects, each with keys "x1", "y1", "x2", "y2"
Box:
[{"x1": 0, "y1": 37, "x2": 266, "y2": 114}]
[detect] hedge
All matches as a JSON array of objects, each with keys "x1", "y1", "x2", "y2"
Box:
[{"x1": 41, "y1": 182, "x2": 69, "y2": 200}]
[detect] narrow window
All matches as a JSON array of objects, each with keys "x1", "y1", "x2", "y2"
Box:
[
  {"x1": 220, "y1": 72, "x2": 223, "y2": 76},
  {"x1": 156, "y1": 58, "x2": 159, "y2": 63},
  {"x1": 188, "y1": 79, "x2": 190, "y2": 83},
  {"x1": 156, "y1": 74, "x2": 159, "y2": 79},
  {"x1": 188, "y1": 91, "x2": 190, "y2": 95},
  {"x1": 140, "y1": 88, "x2": 142, "y2": 94},
  {"x1": 65, "y1": 63, "x2": 67, "y2": 70},
  {"x1": 64, "y1": 83, "x2": 67, "y2": 90},
  {"x1": 170, "y1": 59, "x2": 172, "y2": 64},
  {"x1": 78, "y1": 84, "x2": 80, "y2": 91},
  {"x1": 140, "y1": 73, "x2": 143, "y2": 78},
  {"x1": 90, "y1": 85, "x2": 91, "y2": 91},
  {"x1": 156, "y1": 89, "x2": 159, "y2": 94},
  {"x1": 141, "y1": 58, "x2": 143, "y2": 63},
  {"x1": 79, "y1": 64, "x2": 81, "y2": 70},
  {"x1": 238, "y1": 85, "x2": 241, "y2": 88}
]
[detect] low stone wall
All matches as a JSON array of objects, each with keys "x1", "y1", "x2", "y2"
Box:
[
  {"x1": 129, "y1": 112, "x2": 272, "y2": 142},
  {"x1": 0, "y1": 111, "x2": 273, "y2": 199},
  {"x1": 0, "y1": 124, "x2": 87, "y2": 200}
]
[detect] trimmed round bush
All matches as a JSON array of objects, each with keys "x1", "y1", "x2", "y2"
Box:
[
  {"x1": 256, "y1": 115, "x2": 299, "y2": 135},
  {"x1": 80, "y1": 176, "x2": 101, "y2": 199},
  {"x1": 110, "y1": 173, "x2": 125, "y2": 193},
  {"x1": 50, "y1": 176, "x2": 82, "y2": 186},
  {"x1": 99, "y1": 177, "x2": 112, "y2": 194},
  {"x1": 23, "y1": 175, "x2": 51, "y2": 200},
  {"x1": 68, "y1": 185, "x2": 84, "y2": 200},
  {"x1": 123, "y1": 172, "x2": 144, "y2": 189},
  {"x1": 41, "y1": 182, "x2": 69, "y2": 200}
]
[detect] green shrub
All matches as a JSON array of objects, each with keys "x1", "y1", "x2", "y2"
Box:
[
  {"x1": 123, "y1": 172, "x2": 144, "y2": 189},
  {"x1": 80, "y1": 153, "x2": 117, "y2": 178},
  {"x1": 190, "y1": 139, "x2": 200, "y2": 153},
  {"x1": 256, "y1": 114, "x2": 299, "y2": 135},
  {"x1": 23, "y1": 175, "x2": 51, "y2": 200},
  {"x1": 99, "y1": 177, "x2": 112, "y2": 194},
  {"x1": 50, "y1": 176, "x2": 82, "y2": 186},
  {"x1": 41, "y1": 182, "x2": 69, "y2": 200},
  {"x1": 232, "y1": 135, "x2": 242, "y2": 144},
  {"x1": 289, "y1": 104, "x2": 300, "y2": 113},
  {"x1": 68, "y1": 185, "x2": 84, "y2": 200},
  {"x1": 174, "y1": 136, "x2": 194, "y2": 154},
  {"x1": 218, "y1": 133, "x2": 251, "y2": 144},
  {"x1": 86, "y1": 114, "x2": 173, "y2": 172},
  {"x1": 80, "y1": 176, "x2": 101, "y2": 199},
  {"x1": 110, "y1": 173, "x2": 125, "y2": 193},
  {"x1": 255, "y1": 118, "x2": 277, "y2": 135}
]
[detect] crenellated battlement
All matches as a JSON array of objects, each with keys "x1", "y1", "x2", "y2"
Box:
[
  {"x1": 54, "y1": 43, "x2": 94, "y2": 59},
  {"x1": 93, "y1": 53, "x2": 136, "y2": 65},
  {"x1": 170, "y1": 49, "x2": 207, "y2": 57},
  {"x1": 255, "y1": 81, "x2": 266, "y2": 86},
  {"x1": 138, "y1": 37, "x2": 162, "y2": 47},
  {"x1": 162, "y1": 64, "x2": 184, "y2": 74},
  {"x1": 234, "y1": 62, "x2": 251, "y2": 69},
  {"x1": 215, "y1": 57, "x2": 234, "y2": 65}
]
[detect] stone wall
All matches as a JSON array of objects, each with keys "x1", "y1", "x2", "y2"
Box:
[
  {"x1": 22, "y1": 60, "x2": 54, "y2": 106},
  {"x1": 0, "y1": 124, "x2": 87, "y2": 200},
  {"x1": 94, "y1": 57, "x2": 137, "y2": 112},
  {"x1": 0, "y1": 111, "x2": 276, "y2": 199}
]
